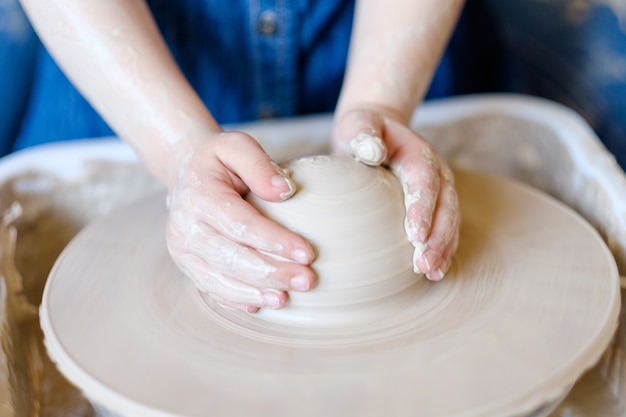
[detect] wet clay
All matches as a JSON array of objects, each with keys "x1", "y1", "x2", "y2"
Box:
[
  {"x1": 247, "y1": 155, "x2": 418, "y2": 326},
  {"x1": 40, "y1": 159, "x2": 619, "y2": 417}
]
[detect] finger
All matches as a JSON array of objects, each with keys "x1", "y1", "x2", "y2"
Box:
[
  {"x1": 205, "y1": 294, "x2": 260, "y2": 314},
  {"x1": 332, "y1": 110, "x2": 388, "y2": 166},
  {"x1": 391, "y1": 152, "x2": 441, "y2": 250},
  {"x1": 210, "y1": 132, "x2": 315, "y2": 262},
  {"x1": 169, "y1": 220, "x2": 315, "y2": 291},
  {"x1": 174, "y1": 252, "x2": 288, "y2": 309},
  {"x1": 168, "y1": 180, "x2": 315, "y2": 265},
  {"x1": 415, "y1": 178, "x2": 460, "y2": 279},
  {"x1": 214, "y1": 131, "x2": 296, "y2": 201},
  {"x1": 378, "y1": 119, "x2": 460, "y2": 277},
  {"x1": 426, "y1": 227, "x2": 460, "y2": 281}
]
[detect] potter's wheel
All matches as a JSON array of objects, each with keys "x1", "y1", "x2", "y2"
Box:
[{"x1": 41, "y1": 167, "x2": 619, "y2": 417}]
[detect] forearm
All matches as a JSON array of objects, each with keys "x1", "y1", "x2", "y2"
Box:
[
  {"x1": 19, "y1": 0, "x2": 219, "y2": 186},
  {"x1": 337, "y1": 0, "x2": 464, "y2": 123}
]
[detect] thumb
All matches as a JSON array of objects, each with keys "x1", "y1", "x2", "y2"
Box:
[
  {"x1": 332, "y1": 109, "x2": 388, "y2": 166},
  {"x1": 216, "y1": 131, "x2": 296, "y2": 202}
]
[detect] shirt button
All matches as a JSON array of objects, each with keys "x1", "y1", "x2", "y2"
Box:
[{"x1": 258, "y1": 10, "x2": 278, "y2": 35}]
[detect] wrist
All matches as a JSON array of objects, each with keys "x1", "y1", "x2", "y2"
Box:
[
  {"x1": 334, "y1": 102, "x2": 411, "y2": 127},
  {"x1": 159, "y1": 124, "x2": 222, "y2": 192}
]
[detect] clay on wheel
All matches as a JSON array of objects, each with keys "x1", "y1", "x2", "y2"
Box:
[
  {"x1": 246, "y1": 155, "x2": 420, "y2": 326},
  {"x1": 40, "y1": 161, "x2": 620, "y2": 417}
]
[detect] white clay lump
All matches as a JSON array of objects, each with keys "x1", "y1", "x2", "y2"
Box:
[{"x1": 246, "y1": 155, "x2": 421, "y2": 325}]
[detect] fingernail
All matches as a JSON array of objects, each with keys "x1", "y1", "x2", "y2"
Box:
[
  {"x1": 271, "y1": 175, "x2": 296, "y2": 200},
  {"x1": 262, "y1": 292, "x2": 281, "y2": 309},
  {"x1": 290, "y1": 274, "x2": 310, "y2": 291},
  {"x1": 426, "y1": 268, "x2": 444, "y2": 281},
  {"x1": 291, "y1": 248, "x2": 310, "y2": 264},
  {"x1": 414, "y1": 251, "x2": 433, "y2": 275}
]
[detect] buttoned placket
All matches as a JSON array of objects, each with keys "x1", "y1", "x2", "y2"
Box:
[{"x1": 248, "y1": 0, "x2": 298, "y2": 119}]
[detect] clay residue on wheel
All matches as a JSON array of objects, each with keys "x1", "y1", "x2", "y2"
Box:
[{"x1": 0, "y1": 160, "x2": 159, "y2": 416}]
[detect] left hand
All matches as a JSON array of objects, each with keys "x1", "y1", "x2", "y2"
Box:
[{"x1": 332, "y1": 108, "x2": 460, "y2": 281}]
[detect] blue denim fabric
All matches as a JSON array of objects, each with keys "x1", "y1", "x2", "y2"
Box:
[
  {"x1": 0, "y1": 1, "x2": 37, "y2": 154},
  {"x1": 13, "y1": 0, "x2": 454, "y2": 150},
  {"x1": 8, "y1": 1, "x2": 626, "y2": 169}
]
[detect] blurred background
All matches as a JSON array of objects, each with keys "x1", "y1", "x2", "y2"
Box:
[{"x1": 1, "y1": 0, "x2": 625, "y2": 167}]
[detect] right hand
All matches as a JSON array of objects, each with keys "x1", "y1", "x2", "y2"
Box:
[{"x1": 165, "y1": 131, "x2": 316, "y2": 313}]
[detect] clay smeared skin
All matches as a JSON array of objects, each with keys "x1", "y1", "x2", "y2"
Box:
[
  {"x1": 332, "y1": 0, "x2": 463, "y2": 280},
  {"x1": 164, "y1": 134, "x2": 315, "y2": 311},
  {"x1": 333, "y1": 111, "x2": 460, "y2": 280}
]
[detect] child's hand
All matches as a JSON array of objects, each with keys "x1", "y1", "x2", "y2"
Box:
[
  {"x1": 165, "y1": 131, "x2": 315, "y2": 312},
  {"x1": 333, "y1": 108, "x2": 460, "y2": 280}
]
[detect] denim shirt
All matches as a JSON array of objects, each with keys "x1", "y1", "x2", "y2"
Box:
[
  {"x1": 150, "y1": 0, "x2": 355, "y2": 122},
  {"x1": 13, "y1": 0, "x2": 452, "y2": 150}
]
